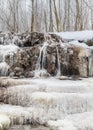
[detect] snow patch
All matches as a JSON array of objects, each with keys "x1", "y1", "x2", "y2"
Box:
[
  {"x1": 69, "y1": 40, "x2": 89, "y2": 48},
  {"x1": 47, "y1": 120, "x2": 77, "y2": 130},
  {"x1": 56, "y1": 30, "x2": 93, "y2": 41},
  {"x1": 0, "y1": 114, "x2": 10, "y2": 130},
  {"x1": 0, "y1": 44, "x2": 19, "y2": 62},
  {"x1": 0, "y1": 105, "x2": 32, "y2": 125}
]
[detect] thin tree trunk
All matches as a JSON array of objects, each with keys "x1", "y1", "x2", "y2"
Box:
[
  {"x1": 31, "y1": 0, "x2": 34, "y2": 32},
  {"x1": 49, "y1": 0, "x2": 53, "y2": 32},
  {"x1": 75, "y1": 0, "x2": 80, "y2": 30},
  {"x1": 53, "y1": 0, "x2": 60, "y2": 32}
]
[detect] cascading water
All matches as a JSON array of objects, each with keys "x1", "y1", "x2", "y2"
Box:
[
  {"x1": 56, "y1": 46, "x2": 61, "y2": 76},
  {"x1": 36, "y1": 42, "x2": 48, "y2": 70},
  {"x1": 0, "y1": 62, "x2": 10, "y2": 76},
  {"x1": 35, "y1": 36, "x2": 62, "y2": 77},
  {"x1": 9, "y1": 52, "x2": 14, "y2": 67},
  {"x1": 35, "y1": 42, "x2": 49, "y2": 77}
]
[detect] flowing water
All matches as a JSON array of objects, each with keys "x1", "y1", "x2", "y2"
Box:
[
  {"x1": 56, "y1": 46, "x2": 61, "y2": 76},
  {"x1": 35, "y1": 41, "x2": 62, "y2": 77},
  {"x1": 35, "y1": 42, "x2": 49, "y2": 77}
]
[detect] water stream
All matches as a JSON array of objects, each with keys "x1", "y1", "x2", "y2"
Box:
[
  {"x1": 35, "y1": 42, "x2": 48, "y2": 77},
  {"x1": 56, "y1": 46, "x2": 61, "y2": 76}
]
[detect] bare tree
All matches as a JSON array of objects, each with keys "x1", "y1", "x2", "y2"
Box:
[
  {"x1": 53, "y1": 0, "x2": 60, "y2": 32},
  {"x1": 0, "y1": 0, "x2": 92, "y2": 32}
]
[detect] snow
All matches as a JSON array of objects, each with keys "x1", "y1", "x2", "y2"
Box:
[
  {"x1": 3, "y1": 78, "x2": 93, "y2": 121},
  {"x1": 0, "y1": 44, "x2": 19, "y2": 59},
  {"x1": 66, "y1": 112, "x2": 93, "y2": 130},
  {"x1": 68, "y1": 41, "x2": 92, "y2": 57},
  {"x1": 0, "y1": 44, "x2": 19, "y2": 65},
  {"x1": 0, "y1": 114, "x2": 10, "y2": 130},
  {"x1": 1, "y1": 77, "x2": 93, "y2": 129},
  {"x1": 69, "y1": 40, "x2": 89, "y2": 48},
  {"x1": 0, "y1": 105, "x2": 32, "y2": 125},
  {"x1": 1, "y1": 104, "x2": 93, "y2": 130},
  {"x1": 47, "y1": 120, "x2": 77, "y2": 130},
  {"x1": 0, "y1": 44, "x2": 19, "y2": 75},
  {"x1": 56, "y1": 30, "x2": 93, "y2": 41},
  {"x1": 1, "y1": 31, "x2": 93, "y2": 129},
  {"x1": 47, "y1": 112, "x2": 93, "y2": 130}
]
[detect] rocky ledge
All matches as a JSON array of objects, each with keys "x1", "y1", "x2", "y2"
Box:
[{"x1": 0, "y1": 32, "x2": 93, "y2": 78}]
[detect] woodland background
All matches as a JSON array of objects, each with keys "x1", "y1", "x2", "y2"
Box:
[{"x1": 0, "y1": 0, "x2": 93, "y2": 32}]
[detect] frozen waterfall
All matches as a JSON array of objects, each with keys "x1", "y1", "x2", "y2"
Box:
[{"x1": 0, "y1": 44, "x2": 19, "y2": 76}]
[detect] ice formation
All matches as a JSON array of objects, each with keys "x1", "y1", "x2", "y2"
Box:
[
  {"x1": 47, "y1": 119, "x2": 77, "y2": 130},
  {"x1": 0, "y1": 44, "x2": 19, "y2": 62},
  {"x1": 0, "y1": 114, "x2": 10, "y2": 130},
  {"x1": 1, "y1": 31, "x2": 93, "y2": 130},
  {"x1": 0, "y1": 44, "x2": 19, "y2": 76},
  {"x1": 1, "y1": 78, "x2": 93, "y2": 129}
]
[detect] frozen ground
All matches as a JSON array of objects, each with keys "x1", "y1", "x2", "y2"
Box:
[
  {"x1": 1, "y1": 77, "x2": 93, "y2": 130},
  {"x1": 0, "y1": 78, "x2": 93, "y2": 130}
]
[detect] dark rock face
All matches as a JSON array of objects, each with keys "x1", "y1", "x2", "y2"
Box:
[
  {"x1": 0, "y1": 32, "x2": 93, "y2": 77},
  {"x1": 9, "y1": 46, "x2": 40, "y2": 77},
  {"x1": 16, "y1": 32, "x2": 45, "y2": 47}
]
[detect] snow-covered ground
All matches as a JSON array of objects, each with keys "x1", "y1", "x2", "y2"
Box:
[
  {"x1": 0, "y1": 113, "x2": 10, "y2": 130},
  {"x1": 1, "y1": 77, "x2": 93, "y2": 130},
  {"x1": 56, "y1": 30, "x2": 93, "y2": 41}
]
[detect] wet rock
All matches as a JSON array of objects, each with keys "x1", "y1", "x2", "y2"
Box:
[
  {"x1": 13, "y1": 67, "x2": 24, "y2": 77},
  {"x1": 25, "y1": 71, "x2": 35, "y2": 78}
]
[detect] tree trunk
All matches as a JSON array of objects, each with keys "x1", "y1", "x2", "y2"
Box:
[
  {"x1": 31, "y1": 0, "x2": 34, "y2": 32},
  {"x1": 49, "y1": 0, "x2": 53, "y2": 32},
  {"x1": 53, "y1": 0, "x2": 60, "y2": 32}
]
